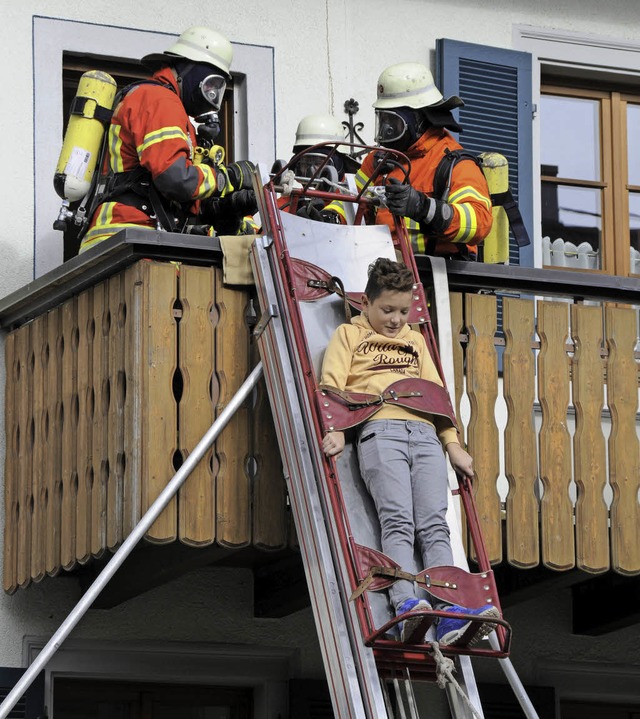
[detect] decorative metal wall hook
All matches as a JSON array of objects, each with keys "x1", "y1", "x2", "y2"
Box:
[{"x1": 342, "y1": 98, "x2": 368, "y2": 158}]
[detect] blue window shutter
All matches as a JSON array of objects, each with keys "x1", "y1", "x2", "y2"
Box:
[{"x1": 436, "y1": 39, "x2": 533, "y2": 267}]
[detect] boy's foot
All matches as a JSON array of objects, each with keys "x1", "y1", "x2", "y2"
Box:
[
  {"x1": 396, "y1": 598, "x2": 432, "y2": 643},
  {"x1": 436, "y1": 604, "x2": 500, "y2": 647}
]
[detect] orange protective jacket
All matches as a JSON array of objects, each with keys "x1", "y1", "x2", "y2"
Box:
[
  {"x1": 355, "y1": 128, "x2": 492, "y2": 257},
  {"x1": 81, "y1": 68, "x2": 225, "y2": 253}
]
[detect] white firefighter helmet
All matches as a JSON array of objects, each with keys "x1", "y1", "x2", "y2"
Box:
[
  {"x1": 142, "y1": 26, "x2": 233, "y2": 79},
  {"x1": 372, "y1": 62, "x2": 463, "y2": 111},
  {"x1": 293, "y1": 114, "x2": 349, "y2": 151}
]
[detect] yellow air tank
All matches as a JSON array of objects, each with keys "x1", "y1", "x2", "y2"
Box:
[
  {"x1": 479, "y1": 152, "x2": 510, "y2": 264},
  {"x1": 54, "y1": 70, "x2": 117, "y2": 202}
]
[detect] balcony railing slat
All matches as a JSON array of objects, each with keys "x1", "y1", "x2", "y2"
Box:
[
  {"x1": 449, "y1": 292, "x2": 468, "y2": 553},
  {"x1": 142, "y1": 262, "x2": 179, "y2": 543},
  {"x1": 251, "y1": 327, "x2": 289, "y2": 551},
  {"x1": 465, "y1": 293, "x2": 502, "y2": 563},
  {"x1": 503, "y1": 298, "x2": 539, "y2": 569},
  {"x1": 76, "y1": 289, "x2": 92, "y2": 565},
  {"x1": 3, "y1": 331, "x2": 18, "y2": 593},
  {"x1": 178, "y1": 265, "x2": 216, "y2": 547},
  {"x1": 538, "y1": 301, "x2": 575, "y2": 571},
  {"x1": 572, "y1": 304, "x2": 609, "y2": 574},
  {"x1": 45, "y1": 307, "x2": 62, "y2": 577},
  {"x1": 605, "y1": 306, "x2": 640, "y2": 575},
  {"x1": 251, "y1": 373, "x2": 289, "y2": 551},
  {"x1": 214, "y1": 274, "x2": 252, "y2": 549},
  {"x1": 60, "y1": 298, "x2": 78, "y2": 572},
  {"x1": 90, "y1": 281, "x2": 107, "y2": 557},
  {"x1": 123, "y1": 264, "x2": 144, "y2": 542},
  {"x1": 19, "y1": 324, "x2": 35, "y2": 588},
  {"x1": 30, "y1": 315, "x2": 47, "y2": 583}
]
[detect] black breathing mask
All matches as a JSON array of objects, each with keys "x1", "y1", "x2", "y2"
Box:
[
  {"x1": 177, "y1": 61, "x2": 227, "y2": 118},
  {"x1": 374, "y1": 107, "x2": 428, "y2": 152}
]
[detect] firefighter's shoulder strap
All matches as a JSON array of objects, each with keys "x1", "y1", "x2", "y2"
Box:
[{"x1": 433, "y1": 147, "x2": 531, "y2": 249}]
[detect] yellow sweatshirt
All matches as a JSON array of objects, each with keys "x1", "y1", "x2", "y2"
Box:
[{"x1": 320, "y1": 314, "x2": 458, "y2": 448}]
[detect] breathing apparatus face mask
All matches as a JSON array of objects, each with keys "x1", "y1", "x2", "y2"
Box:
[
  {"x1": 178, "y1": 61, "x2": 227, "y2": 117},
  {"x1": 374, "y1": 108, "x2": 427, "y2": 151},
  {"x1": 293, "y1": 148, "x2": 344, "y2": 180}
]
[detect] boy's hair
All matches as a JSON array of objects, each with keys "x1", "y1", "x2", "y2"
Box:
[{"x1": 364, "y1": 257, "x2": 414, "y2": 302}]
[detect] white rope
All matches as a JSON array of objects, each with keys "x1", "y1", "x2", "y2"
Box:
[{"x1": 430, "y1": 641, "x2": 484, "y2": 719}]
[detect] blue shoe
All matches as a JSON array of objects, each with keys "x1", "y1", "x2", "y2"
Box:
[
  {"x1": 436, "y1": 604, "x2": 500, "y2": 647},
  {"x1": 396, "y1": 598, "x2": 432, "y2": 643}
]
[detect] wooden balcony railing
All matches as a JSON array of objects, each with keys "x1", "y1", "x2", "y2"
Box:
[
  {"x1": 2, "y1": 233, "x2": 639, "y2": 594},
  {"x1": 1, "y1": 232, "x2": 289, "y2": 593}
]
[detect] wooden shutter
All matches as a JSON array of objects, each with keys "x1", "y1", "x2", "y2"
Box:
[
  {"x1": 0, "y1": 668, "x2": 45, "y2": 719},
  {"x1": 436, "y1": 38, "x2": 534, "y2": 267}
]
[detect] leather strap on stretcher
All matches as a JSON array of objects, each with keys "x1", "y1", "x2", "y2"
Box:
[
  {"x1": 289, "y1": 256, "x2": 430, "y2": 326},
  {"x1": 316, "y1": 377, "x2": 457, "y2": 432},
  {"x1": 351, "y1": 543, "x2": 500, "y2": 609}
]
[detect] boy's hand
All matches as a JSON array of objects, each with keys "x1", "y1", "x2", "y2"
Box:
[
  {"x1": 446, "y1": 442, "x2": 474, "y2": 481},
  {"x1": 322, "y1": 431, "x2": 345, "y2": 459}
]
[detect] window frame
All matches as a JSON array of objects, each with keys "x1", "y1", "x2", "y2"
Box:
[
  {"x1": 539, "y1": 82, "x2": 640, "y2": 277},
  {"x1": 514, "y1": 24, "x2": 640, "y2": 275}
]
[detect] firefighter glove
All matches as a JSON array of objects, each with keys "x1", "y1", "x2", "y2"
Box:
[
  {"x1": 385, "y1": 177, "x2": 454, "y2": 232},
  {"x1": 385, "y1": 178, "x2": 435, "y2": 223},
  {"x1": 296, "y1": 199, "x2": 339, "y2": 223},
  {"x1": 226, "y1": 160, "x2": 256, "y2": 191},
  {"x1": 226, "y1": 189, "x2": 258, "y2": 217}
]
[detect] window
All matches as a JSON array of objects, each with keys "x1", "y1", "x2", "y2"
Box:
[
  {"x1": 514, "y1": 24, "x2": 640, "y2": 276},
  {"x1": 540, "y1": 83, "x2": 640, "y2": 276}
]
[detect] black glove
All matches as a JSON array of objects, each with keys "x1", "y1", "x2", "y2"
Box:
[
  {"x1": 297, "y1": 199, "x2": 324, "y2": 222},
  {"x1": 385, "y1": 178, "x2": 433, "y2": 221},
  {"x1": 296, "y1": 199, "x2": 340, "y2": 223},
  {"x1": 201, "y1": 190, "x2": 258, "y2": 236},
  {"x1": 385, "y1": 178, "x2": 454, "y2": 233},
  {"x1": 226, "y1": 160, "x2": 256, "y2": 191},
  {"x1": 373, "y1": 150, "x2": 400, "y2": 176},
  {"x1": 226, "y1": 189, "x2": 258, "y2": 217}
]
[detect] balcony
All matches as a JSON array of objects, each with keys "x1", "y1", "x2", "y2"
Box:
[{"x1": 1, "y1": 231, "x2": 639, "y2": 625}]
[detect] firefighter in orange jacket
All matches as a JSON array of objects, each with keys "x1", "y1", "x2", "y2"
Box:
[
  {"x1": 80, "y1": 26, "x2": 255, "y2": 253},
  {"x1": 355, "y1": 62, "x2": 492, "y2": 259}
]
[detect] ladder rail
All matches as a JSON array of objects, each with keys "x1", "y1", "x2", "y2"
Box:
[{"x1": 251, "y1": 235, "x2": 389, "y2": 718}]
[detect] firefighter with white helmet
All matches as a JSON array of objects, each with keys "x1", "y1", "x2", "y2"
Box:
[
  {"x1": 287, "y1": 113, "x2": 359, "y2": 223},
  {"x1": 79, "y1": 26, "x2": 256, "y2": 252},
  {"x1": 355, "y1": 61, "x2": 492, "y2": 259}
]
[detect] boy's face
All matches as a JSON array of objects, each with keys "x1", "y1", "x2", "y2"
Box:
[{"x1": 362, "y1": 288, "x2": 413, "y2": 338}]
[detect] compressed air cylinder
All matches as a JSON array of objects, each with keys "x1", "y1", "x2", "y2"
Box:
[
  {"x1": 479, "y1": 152, "x2": 510, "y2": 264},
  {"x1": 54, "y1": 70, "x2": 117, "y2": 202}
]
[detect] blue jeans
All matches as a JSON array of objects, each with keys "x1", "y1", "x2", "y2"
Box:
[{"x1": 356, "y1": 419, "x2": 452, "y2": 611}]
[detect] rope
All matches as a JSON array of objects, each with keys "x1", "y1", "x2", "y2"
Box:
[{"x1": 429, "y1": 641, "x2": 484, "y2": 719}]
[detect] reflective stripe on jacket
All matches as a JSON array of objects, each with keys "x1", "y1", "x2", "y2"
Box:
[{"x1": 355, "y1": 128, "x2": 492, "y2": 257}]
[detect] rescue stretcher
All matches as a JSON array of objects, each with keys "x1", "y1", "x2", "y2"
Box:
[{"x1": 250, "y1": 143, "x2": 513, "y2": 717}]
